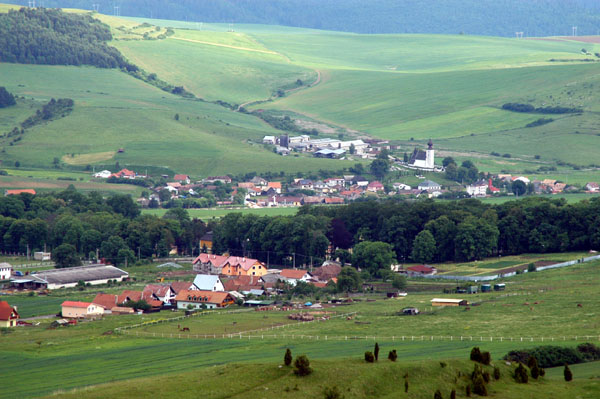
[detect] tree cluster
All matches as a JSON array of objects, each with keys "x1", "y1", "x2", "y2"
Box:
[
  {"x1": 0, "y1": 8, "x2": 137, "y2": 70},
  {"x1": 0, "y1": 87, "x2": 16, "y2": 108}
]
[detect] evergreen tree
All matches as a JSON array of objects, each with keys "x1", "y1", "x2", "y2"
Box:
[
  {"x1": 284, "y1": 348, "x2": 292, "y2": 366},
  {"x1": 564, "y1": 364, "x2": 573, "y2": 381}
]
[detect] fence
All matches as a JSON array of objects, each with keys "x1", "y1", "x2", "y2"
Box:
[
  {"x1": 12, "y1": 262, "x2": 55, "y2": 269},
  {"x1": 115, "y1": 308, "x2": 253, "y2": 332},
  {"x1": 116, "y1": 329, "x2": 600, "y2": 343},
  {"x1": 421, "y1": 254, "x2": 600, "y2": 282}
]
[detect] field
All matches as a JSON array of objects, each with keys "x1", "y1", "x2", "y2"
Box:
[
  {"x1": 2, "y1": 8, "x2": 600, "y2": 178},
  {"x1": 1, "y1": 261, "x2": 599, "y2": 398},
  {"x1": 142, "y1": 206, "x2": 299, "y2": 220}
]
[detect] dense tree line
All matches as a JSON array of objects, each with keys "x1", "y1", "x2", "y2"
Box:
[
  {"x1": 0, "y1": 187, "x2": 209, "y2": 265},
  {"x1": 0, "y1": 8, "x2": 137, "y2": 70},
  {"x1": 2, "y1": 189, "x2": 600, "y2": 271},
  {"x1": 9, "y1": 0, "x2": 600, "y2": 37},
  {"x1": 502, "y1": 103, "x2": 582, "y2": 114}
]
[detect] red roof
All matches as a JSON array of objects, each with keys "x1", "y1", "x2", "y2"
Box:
[
  {"x1": 170, "y1": 281, "x2": 194, "y2": 293},
  {"x1": 193, "y1": 253, "x2": 229, "y2": 267},
  {"x1": 0, "y1": 301, "x2": 19, "y2": 321},
  {"x1": 175, "y1": 290, "x2": 234, "y2": 305},
  {"x1": 226, "y1": 256, "x2": 262, "y2": 271},
  {"x1": 143, "y1": 284, "x2": 172, "y2": 298},
  {"x1": 5, "y1": 189, "x2": 36, "y2": 196},
  {"x1": 280, "y1": 269, "x2": 311, "y2": 280},
  {"x1": 325, "y1": 197, "x2": 344, "y2": 204},
  {"x1": 61, "y1": 301, "x2": 94, "y2": 309},
  {"x1": 268, "y1": 182, "x2": 282, "y2": 189},
  {"x1": 174, "y1": 174, "x2": 189, "y2": 181},
  {"x1": 407, "y1": 265, "x2": 436, "y2": 274},
  {"x1": 92, "y1": 294, "x2": 117, "y2": 310},
  {"x1": 117, "y1": 290, "x2": 143, "y2": 304}
]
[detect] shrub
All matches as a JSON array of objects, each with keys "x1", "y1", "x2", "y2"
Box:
[
  {"x1": 564, "y1": 364, "x2": 573, "y2": 381},
  {"x1": 405, "y1": 379, "x2": 409, "y2": 393},
  {"x1": 481, "y1": 352, "x2": 491, "y2": 365},
  {"x1": 284, "y1": 348, "x2": 292, "y2": 366},
  {"x1": 504, "y1": 346, "x2": 583, "y2": 368},
  {"x1": 528, "y1": 356, "x2": 540, "y2": 379},
  {"x1": 450, "y1": 389, "x2": 456, "y2": 399},
  {"x1": 434, "y1": 389, "x2": 443, "y2": 399},
  {"x1": 527, "y1": 263, "x2": 536, "y2": 272},
  {"x1": 323, "y1": 385, "x2": 344, "y2": 399},
  {"x1": 374, "y1": 342, "x2": 380, "y2": 361},
  {"x1": 466, "y1": 385, "x2": 471, "y2": 397},
  {"x1": 482, "y1": 371, "x2": 490, "y2": 383},
  {"x1": 473, "y1": 375, "x2": 488, "y2": 396},
  {"x1": 539, "y1": 368, "x2": 545, "y2": 377},
  {"x1": 364, "y1": 351, "x2": 375, "y2": 363},
  {"x1": 388, "y1": 350, "x2": 397, "y2": 362},
  {"x1": 293, "y1": 355, "x2": 312, "y2": 376},
  {"x1": 493, "y1": 367, "x2": 500, "y2": 380},
  {"x1": 577, "y1": 343, "x2": 600, "y2": 361},
  {"x1": 470, "y1": 347, "x2": 483, "y2": 362},
  {"x1": 514, "y1": 363, "x2": 529, "y2": 383},
  {"x1": 440, "y1": 361, "x2": 447, "y2": 368}
]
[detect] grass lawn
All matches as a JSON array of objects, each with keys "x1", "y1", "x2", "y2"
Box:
[{"x1": 142, "y1": 206, "x2": 299, "y2": 220}]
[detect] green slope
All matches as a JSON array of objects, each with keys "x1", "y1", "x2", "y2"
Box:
[{"x1": 0, "y1": 63, "x2": 353, "y2": 176}]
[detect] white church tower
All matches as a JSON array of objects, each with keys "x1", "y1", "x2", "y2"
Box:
[{"x1": 425, "y1": 138, "x2": 435, "y2": 169}]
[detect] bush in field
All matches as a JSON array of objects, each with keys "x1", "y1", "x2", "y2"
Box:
[
  {"x1": 374, "y1": 342, "x2": 380, "y2": 361},
  {"x1": 504, "y1": 346, "x2": 583, "y2": 368},
  {"x1": 473, "y1": 375, "x2": 488, "y2": 396},
  {"x1": 293, "y1": 355, "x2": 312, "y2": 376},
  {"x1": 493, "y1": 366, "x2": 500, "y2": 380},
  {"x1": 482, "y1": 371, "x2": 491, "y2": 383},
  {"x1": 284, "y1": 348, "x2": 292, "y2": 366},
  {"x1": 364, "y1": 351, "x2": 375, "y2": 363},
  {"x1": 470, "y1": 347, "x2": 483, "y2": 363},
  {"x1": 323, "y1": 385, "x2": 344, "y2": 399},
  {"x1": 514, "y1": 363, "x2": 529, "y2": 383},
  {"x1": 528, "y1": 356, "x2": 540, "y2": 379},
  {"x1": 466, "y1": 385, "x2": 471, "y2": 397},
  {"x1": 434, "y1": 389, "x2": 443, "y2": 399},
  {"x1": 388, "y1": 350, "x2": 397, "y2": 361},
  {"x1": 564, "y1": 364, "x2": 573, "y2": 381},
  {"x1": 481, "y1": 351, "x2": 491, "y2": 365},
  {"x1": 450, "y1": 389, "x2": 456, "y2": 399}
]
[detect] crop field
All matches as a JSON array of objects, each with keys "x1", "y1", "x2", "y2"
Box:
[{"x1": 0, "y1": 261, "x2": 599, "y2": 398}]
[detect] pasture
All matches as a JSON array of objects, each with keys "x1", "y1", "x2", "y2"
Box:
[{"x1": 0, "y1": 260, "x2": 598, "y2": 398}]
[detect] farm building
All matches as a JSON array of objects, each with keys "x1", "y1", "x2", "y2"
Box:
[
  {"x1": 193, "y1": 274, "x2": 225, "y2": 291},
  {"x1": 33, "y1": 252, "x2": 51, "y2": 261},
  {"x1": 481, "y1": 284, "x2": 492, "y2": 293},
  {"x1": 175, "y1": 290, "x2": 235, "y2": 310},
  {"x1": 406, "y1": 265, "x2": 437, "y2": 276},
  {"x1": 92, "y1": 293, "x2": 118, "y2": 313},
  {"x1": 431, "y1": 298, "x2": 468, "y2": 307},
  {"x1": 61, "y1": 301, "x2": 104, "y2": 318},
  {"x1": 0, "y1": 263, "x2": 12, "y2": 280},
  {"x1": 401, "y1": 307, "x2": 420, "y2": 315},
  {"x1": 10, "y1": 265, "x2": 128, "y2": 290},
  {"x1": 494, "y1": 283, "x2": 506, "y2": 291},
  {"x1": 0, "y1": 300, "x2": 19, "y2": 327}
]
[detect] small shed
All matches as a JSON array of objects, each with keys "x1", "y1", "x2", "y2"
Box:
[
  {"x1": 431, "y1": 298, "x2": 468, "y2": 307},
  {"x1": 481, "y1": 284, "x2": 492, "y2": 293},
  {"x1": 494, "y1": 283, "x2": 506, "y2": 291},
  {"x1": 466, "y1": 285, "x2": 478, "y2": 294}
]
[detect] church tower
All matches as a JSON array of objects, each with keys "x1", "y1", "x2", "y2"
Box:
[{"x1": 425, "y1": 139, "x2": 435, "y2": 169}]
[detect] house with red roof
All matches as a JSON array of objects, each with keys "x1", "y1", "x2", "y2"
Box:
[
  {"x1": 0, "y1": 300, "x2": 19, "y2": 327},
  {"x1": 61, "y1": 301, "x2": 104, "y2": 318},
  {"x1": 325, "y1": 197, "x2": 344, "y2": 204},
  {"x1": 267, "y1": 181, "x2": 282, "y2": 193},
  {"x1": 4, "y1": 189, "x2": 36, "y2": 196},
  {"x1": 222, "y1": 256, "x2": 267, "y2": 277},
  {"x1": 192, "y1": 253, "x2": 229, "y2": 274},
  {"x1": 92, "y1": 294, "x2": 118, "y2": 312},
  {"x1": 174, "y1": 290, "x2": 235, "y2": 309},
  {"x1": 143, "y1": 284, "x2": 176, "y2": 306},
  {"x1": 173, "y1": 174, "x2": 190, "y2": 184},
  {"x1": 280, "y1": 269, "x2": 312, "y2": 286},
  {"x1": 111, "y1": 168, "x2": 136, "y2": 179},
  {"x1": 367, "y1": 181, "x2": 384, "y2": 192}
]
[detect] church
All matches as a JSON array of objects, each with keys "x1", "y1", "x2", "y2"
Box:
[{"x1": 408, "y1": 139, "x2": 435, "y2": 170}]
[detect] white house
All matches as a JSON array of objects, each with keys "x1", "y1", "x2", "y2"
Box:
[
  {"x1": 466, "y1": 180, "x2": 488, "y2": 197},
  {"x1": 0, "y1": 263, "x2": 11, "y2": 280},
  {"x1": 340, "y1": 140, "x2": 369, "y2": 155},
  {"x1": 193, "y1": 274, "x2": 225, "y2": 291},
  {"x1": 263, "y1": 136, "x2": 277, "y2": 145},
  {"x1": 393, "y1": 183, "x2": 411, "y2": 190},
  {"x1": 93, "y1": 170, "x2": 112, "y2": 178},
  {"x1": 585, "y1": 182, "x2": 599, "y2": 192},
  {"x1": 279, "y1": 269, "x2": 312, "y2": 286},
  {"x1": 418, "y1": 180, "x2": 441, "y2": 191}
]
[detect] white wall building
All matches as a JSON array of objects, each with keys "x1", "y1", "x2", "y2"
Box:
[{"x1": 0, "y1": 263, "x2": 12, "y2": 280}]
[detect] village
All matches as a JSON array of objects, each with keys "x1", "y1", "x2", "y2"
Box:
[{"x1": 77, "y1": 139, "x2": 600, "y2": 210}]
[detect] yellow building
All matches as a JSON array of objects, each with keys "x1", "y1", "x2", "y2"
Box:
[
  {"x1": 221, "y1": 257, "x2": 267, "y2": 277},
  {"x1": 0, "y1": 300, "x2": 19, "y2": 327}
]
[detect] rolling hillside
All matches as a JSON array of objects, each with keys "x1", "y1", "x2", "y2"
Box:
[{"x1": 2, "y1": 6, "x2": 600, "y2": 177}]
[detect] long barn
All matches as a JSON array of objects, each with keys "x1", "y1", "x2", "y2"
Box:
[
  {"x1": 11, "y1": 265, "x2": 128, "y2": 290},
  {"x1": 430, "y1": 298, "x2": 468, "y2": 307}
]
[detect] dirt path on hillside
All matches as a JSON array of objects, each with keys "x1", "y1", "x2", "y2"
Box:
[{"x1": 170, "y1": 36, "x2": 282, "y2": 55}]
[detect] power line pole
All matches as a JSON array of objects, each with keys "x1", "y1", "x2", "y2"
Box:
[{"x1": 572, "y1": 26, "x2": 577, "y2": 37}]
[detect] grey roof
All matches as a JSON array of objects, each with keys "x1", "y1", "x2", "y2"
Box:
[
  {"x1": 193, "y1": 274, "x2": 222, "y2": 290},
  {"x1": 31, "y1": 265, "x2": 128, "y2": 285},
  {"x1": 260, "y1": 273, "x2": 282, "y2": 284},
  {"x1": 409, "y1": 148, "x2": 427, "y2": 163}
]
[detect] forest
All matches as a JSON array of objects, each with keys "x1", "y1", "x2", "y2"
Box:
[
  {"x1": 0, "y1": 7, "x2": 136, "y2": 69},
  {"x1": 7, "y1": 0, "x2": 600, "y2": 37}
]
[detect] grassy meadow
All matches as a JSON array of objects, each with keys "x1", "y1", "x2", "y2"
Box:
[{"x1": 1, "y1": 260, "x2": 599, "y2": 397}]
